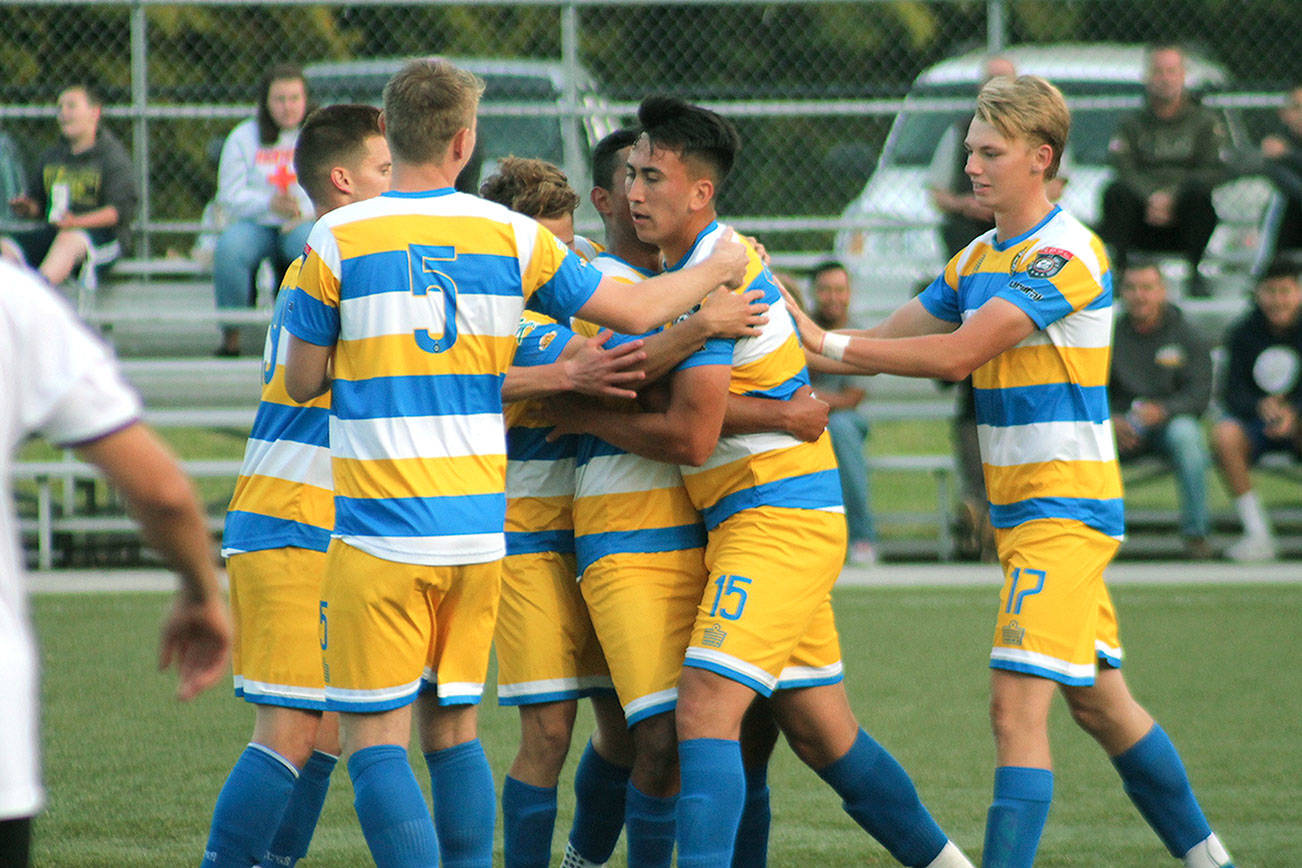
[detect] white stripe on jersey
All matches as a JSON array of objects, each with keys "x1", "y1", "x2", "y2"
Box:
[
  {"x1": 339, "y1": 291, "x2": 525, "y2": 342},
  {"x1": 732, "y1": 292, "x2": 797, "y2": 366},
  {"x1": 238, "y1": 437, "x2": 332, "y2": 487},
  {"x1": 340, "y1": 532, "x2": 504, "y2": 566},
  {"x1": 506, "y1": 457, "x2": 578, "y2": 498},
  {"x1": 329, "y1": 413, "x2": 506, "y2": 462},
  {"x1": 978, "y1": 420, "x2": 1117, "y2": 467},
  {"x1": 575, "y1": 453, "x2": 687, "y2": 497},
  {"x1": 679, "y1": 431, "x2": 804, "y2": 476}
]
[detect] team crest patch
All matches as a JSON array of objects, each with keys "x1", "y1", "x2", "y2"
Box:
[
  {"x1": 701, "y1": 623, "x2": 727, "y2": 648},
  {"x1": 1027, "y1": 248, "x2": 1071, "y2": 278},
  {"x1": 538, "y1": 331, "x2": 557, "y2": 351},
  {"x1": 1001, "y1": 620, "x2": 1026, "y2": 646}
]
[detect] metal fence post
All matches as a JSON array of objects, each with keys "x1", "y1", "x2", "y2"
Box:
[
  {"x1": 987, "y1": 0, "x2": 1006, "y2": 54},
  {"x1": 560, "y1": 0, "x2": 582, "y2": 188},
  {"x1": 130, "y1": 0, "x2": 150, "y2": 258}
]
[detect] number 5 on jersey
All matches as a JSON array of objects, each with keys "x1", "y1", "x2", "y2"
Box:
[{"x1": 409, "y1": 244, "x2": 458, "y2": 353}]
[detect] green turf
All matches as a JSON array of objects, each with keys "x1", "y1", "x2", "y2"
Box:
[{"x1": 31, "y1": 581, "x2": 1302, "y2": 866}]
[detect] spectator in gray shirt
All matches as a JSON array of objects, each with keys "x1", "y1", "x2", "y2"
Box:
[{"x1": 1109, "y1": 260, "x2": 1214, "y2": 558}]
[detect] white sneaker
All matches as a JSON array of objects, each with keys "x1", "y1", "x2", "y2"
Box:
[
  {"x1": 1225, "y1": 533, "x2": 1277, "y2": 563},
  {"x1": 849, "y1": 541, "x2": 879, "y2": 566}
]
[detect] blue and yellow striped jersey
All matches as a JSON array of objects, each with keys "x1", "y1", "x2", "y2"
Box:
[
  {"x1": 283, "y1": 188, "x2": 603, "y2": 565},
  {"x1": 667, "y1": 222, "x2": 843, "y2": 529},
  {"x1": 570, "y1": 253, "x2": 707, "y2": 575},
  {"x1": 917, "y1": 205, "x2": 1123, "y2": 538},
  {"x1": 504, "y1": 310, "x2": 579, "y2": 557},
  {"x1": 223, "y1": 256, "x2": 333, "y2": 556}
]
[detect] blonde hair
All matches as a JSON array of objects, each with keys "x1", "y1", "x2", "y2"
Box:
[
  {"x1": 382, "y1": 58, "x2": 485, "y2": 164},
  {"x1": 478, "y1": 157, "x2": 580, "y2": 219},
  {"x1": 975, "y1": 74, "x2": 1070, "y2": 180}
]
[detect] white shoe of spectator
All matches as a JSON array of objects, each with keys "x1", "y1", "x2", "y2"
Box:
[
  {"x1": 849, "y1": 541, "x2": 879, "y2": 567},
  {"x1": 1225, "y1": 533, "x2": 1277, "y2": 563}
]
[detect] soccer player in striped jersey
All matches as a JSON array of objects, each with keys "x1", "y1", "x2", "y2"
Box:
[
  {"x1": 201, "y1": 104, "x2": 391, "y2": 868},
  {"x1": 564, "y1": 128, "x2": 827, "y2": 868},
  {"x1": 788, "y1": 75, "x2": 1234, "y2": 868},
  {"x1": 551, "y1": 97, "x2": 972, "y2": 868},
  {"x1": 484, "y1": 149, "x2": 774, "y2": 868},
  {"x1": 280, "y1": 60, "x2": 746, "y2": 868}
]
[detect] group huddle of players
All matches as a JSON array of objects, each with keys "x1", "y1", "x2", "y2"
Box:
[{"x1": 201, "y1": 58, "x2": 1234, "y2": 868}]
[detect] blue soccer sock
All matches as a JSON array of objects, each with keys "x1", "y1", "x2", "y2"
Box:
[
  {"x1": 815, "y1": 729, "x2": 950, "y2": 867},
  {"x1": 732, "y1": 762, "x2": 771, "y2": 868},
  {"x1": 263, "y1": 750, "x2": 337, "y2": 867},
  {"x1": 982, "y1": 766, "x2": 1054, "y2": 868},
  {"x1": 425, "y1": 739, "x2": 495, "y2": 868},
  {"x1": 568, "y1": 741, "x2": 630, "y2": 863},
  {"x1": 201, "y1": 743, "x2": 298, "y2": 867},
  {"x1": 501, "y1": 776, "x2": 557, "y2": 868},
  {"x1": 349, "y1": 744, "x2": 439, "y2": 867},
  {"x1": 1111, "y1": 725, "x2": 1225, "y2": 862},
  {"x1": 676, "y1": 738, "x2": 745, "y2": 868},
  {"x1": 625, "y1": 783, "x2": 676, "y2": 867}
]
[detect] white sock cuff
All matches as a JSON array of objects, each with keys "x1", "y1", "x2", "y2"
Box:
[
  {"x1": 1182, "y1": 832, "x2": 1231, "y2": 868},
  {"x1": 924, "y1": 840, "x2": 975, "y2": 868},
  {"x1": 247, "y1": 741, "x2": 300, "y2": 777}
]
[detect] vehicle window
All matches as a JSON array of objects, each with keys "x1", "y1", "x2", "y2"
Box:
[{"x1": 888, "y1": 110, "x2": 971, "y2": 167}]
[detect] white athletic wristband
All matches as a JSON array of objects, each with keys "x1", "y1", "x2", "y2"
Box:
[{"x1": 822, "y1": 332, "x2": 851, "y2": 362}]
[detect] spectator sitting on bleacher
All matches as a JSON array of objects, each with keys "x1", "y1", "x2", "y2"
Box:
[
  {"x1": 213, "y1": 63, "x2": 314, "y2": 356},
  {"x1": 1109, "y1": 260, "x2": 1214, "y2": 559},
  {"x1": 1254, "y1": 84, "x2": 1302, "y2": 269},
  {"x1": 1210, "y1": 257, "x2": 1302, "y2": 562},
  {"x1": 1099, "y1": 43, "x2": 1226, "y2": 297},
  {"x1": 0, "y1": 80, "x2": 136, "y2": 288},
  {"x1": 808, "y1": 260, "x2": 878, "y2": 566}
]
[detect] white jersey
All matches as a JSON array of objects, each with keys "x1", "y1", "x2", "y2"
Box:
[{"x1": 0, "y1": 262, "x2": 142, "y2": 820}]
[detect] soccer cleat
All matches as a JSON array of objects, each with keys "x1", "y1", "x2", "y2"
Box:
[
  {"x1": 559, "y1": 842, "x2": 603, "y2": 867},
  {"x1": 848, "y1": 541, "x2": 879, "y2": 567},
  {"x1": 1182, "y1": 832, "x2": 1233, "y2": 868},
  {"x1": 1225, "y1": 533, "x2": 1277, "y2": 563}
]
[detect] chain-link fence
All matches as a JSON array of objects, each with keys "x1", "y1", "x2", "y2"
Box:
[{"x1": 1, "y1": 0, "x2": 1299, "y2": 303}]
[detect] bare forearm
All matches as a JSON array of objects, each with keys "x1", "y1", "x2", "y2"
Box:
[
  {"x1": 503, "y1": 362, "x2": 570, "y2": 402},
  {"x1": 67, "y1": 205, "x2": 120, "y2": 229},
  {"x1": 577, "y1": 406, "x2": 700, "y2": 464},
  {"x1": 637, "y1": 318, "x2": 710, "y2": 384}
]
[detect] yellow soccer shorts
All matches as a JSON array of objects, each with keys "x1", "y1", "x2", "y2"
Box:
[
  {"x1": 580, "y1": 548, "x2": 708, "y2": 726},
  {"x1": 320, "y1": 540, "x2": 501, "y2": 713},
  {"x1": 495, "y1": 550, "x2": 612, "y2": 706},
  {"x1": 991, "y1": 517, "x2": 1123, "y2": 686},
  {"x1": 228, "y1": 546, "x2": 328, "y2": 710},
  {"x1": 684, "y1": 507, "x2": 846, "y2": 696}
]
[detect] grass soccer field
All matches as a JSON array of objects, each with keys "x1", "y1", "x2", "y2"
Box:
[{"x1": 30, "y1": 580, "x2": 1302, "y2": 867}]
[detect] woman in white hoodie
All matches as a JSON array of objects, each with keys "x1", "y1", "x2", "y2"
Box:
[{"x1": 213, "y1": 63, "x2": 314, "y2": 356}]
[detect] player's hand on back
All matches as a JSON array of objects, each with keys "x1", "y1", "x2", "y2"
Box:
[
  {"x1": 707, "y1": 227, "x2": 749, "y2": 289},
  {"x1": 564, "y1": 330, "x2": 647, "y2": 400},
  {"x1": 774, "y1": 274, "x2": 828, "y2": 354},
  {"x1": 698, "y1": 286, "x2": 769, "y2": 338},
  {"x1": 781, "y1": 385, "x2": 831, "y2": 442},
  {"x1": 159, "y1": 593, "x2": 233, "y2": 702}
]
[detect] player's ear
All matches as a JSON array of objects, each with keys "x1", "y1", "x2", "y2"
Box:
[
  {"x1": 377, "y1": 111, "x2": 387, "y2": 136},
  {"x1": 688, "y1": 176, "x2": 715, "y2": 213},
  {"x1": 449, "y1": 126, "x2": 474, "y2": 163},
  {"x1": 1031, "y1": 142, "x2": 1053, "y2": 176},
  {"x1": 590, "y1": 185, "x2": 612, "y2": 216},
  {"x1": 329, "y1": 165, "x2": 352, "y2": 196}
]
